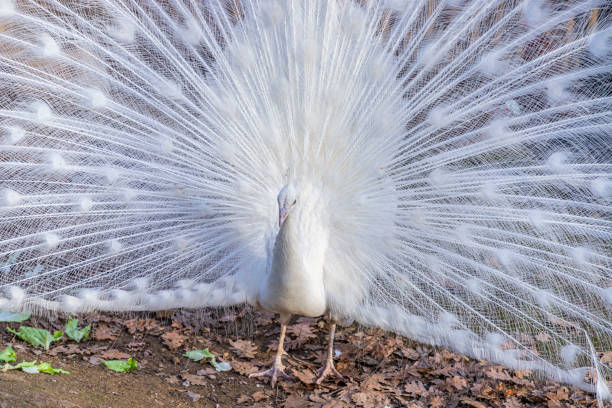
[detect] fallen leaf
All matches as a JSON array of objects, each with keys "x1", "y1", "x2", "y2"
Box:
[
  {"x1": 48, "y1": 344, "x2": 83, "y2": 356},
  {"x1": 286, "y1": 322, "x2": 317, "y2": 350},
  {"x1": 429, "y1": 396, "x2": 445, "y2": 408},
  {"x1": 401, "y1": 347, "x2": 420, "y2": 360},
  {"x1": 0, "y1": 312, "x2": 31, "y2": 322},
  {"x1": 322, "y1": 401, "x2": 351, "y2": 408},
  {"x1": 102, "y1": 358, "x2": 138, "y2": 373},
  {"x1": 161, "y1": 331, "x2": 186, "y2": 350},
  {"x1": 182, "y1": 373, "x2": 208, "y2": 386},
  {"x1": 196, "y1": 367, "x2": 216, "y2": 376},
  {"x1": 229, "y1": 339, "x2": 258, "y2": 359},
  {"x1": 93, "y1": 324, "x2": 117, "y2": 341},
  {"x1": 361, "y1": 374, "x2": 386, "y2": 392},
  {"x1": 371, "y1": 338, "x2": 396, "y2": 360},
  {"x1": 283, "y1": 394, "x2": 311, "y2": 408},
  {"x1": 293, "y1": 368, "x2": 315, "y2": 385},
  {"x1": 0, "y1": 346, "x2": 17, "y2": 363},
  {"x1": 65, "y1": 317, "x2": 91, "y2": 343},
  {"x1": 99, "y1": 350, "x2": 131, "y2": 360},
  {"x1": 237, "y1": 395, "x2": 251, "y2": 404},
  {"x1": 185, "y1": 391, "x2": 200, "y2": 402},
  {"x1": 350, "y1": 391, "x2": 389, "y2": 407},
  {"x1": 461, "y1": 399, "x2": 488, "y2": 408},
  {"x1": 503, "y1": 396, "x2": 523, "y2": 408},
  {"x1": 164, "y1": 375, "x2": 180, "y2": 385},
  {"x1": 404, "y1": 381, "x2": 428, "y2": 396},
  {"x1": 184, "y1": 348, "x2": 214, "y2": 362},
  {"x1": 485, "y1": 366, "x2": 513, "y2": 381},
  {"x1": 7, "y1": 327, "x2": 62, "y2": 350},
  {"x1": 449, "y1": 375, "x2": 468, "y2": 390},
  {"x1": 88, "y1": 356, "x2": 101, "y2": 365},
  {"x1": 124, "y1": 319, "x2": 161, "y2": 335},
  {"x1": 252, "y1": 391, "x2": 268, "y2": 402},
  {"x1": 231, "y1": 360, "x2": 258, "y2": 375}
]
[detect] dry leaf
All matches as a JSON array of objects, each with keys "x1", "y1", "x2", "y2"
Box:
[
  {"x1": 503, "y1": 396, "x2": 524, "y2": 408},
  {"x1": 196, "y1": 367, "x2": 216, "y2": 376},
  {"x1": 93, "y1": 324, "x2": 117, "y2": 341},
  {"x1": 237, "y1": 395, "x2": 251, "y2": 404},
  {"x1": 185, "y1": 391, "x2": 200, "y2": 402},
  {"x1": 401, "y1": 347, "x2": 420, "y2": 360},
  {"x1": 99, "y1": 349, "x2": 131, "y2": 360},
  {"x1": 182, "y1": 374, "x2": 208, "y2": 386},
  {"x1": 449, "y1": 375, "x2": 468, "y2": 390},
  {"x1": 124, "y1": 318, "x2": 160, "y2": 334},
  {"x1": 165, "y1": 375, "x2": 180, "y2": 385},
  {"x1": 286, "y1": 322, "x2": 317, "y2": 350},
  {"x1": 350, "y1": 391, "x2": 389, "y2": 408},
  {"x1": 292, "y1": 368, "x2": 315, "y2": 385},
  {"x1": 252, "y1": 391, "x2": 268, "y2": 402},
  {"x1": 429, "y1": 396, "x2": 445, "y2": 408},
  {"x1": 404, "y1": 381, "x2": 428, "y2": 396},
  {"x1": 48, "y1": 344, "x2": 82, "y2": 356},
  {"x1": 229, "y1": 339, "x2": 258, "y2": 359},
  {"x1": 283, "y1": 394, "x2": 311, "y2": 408},
  {"x1": 322, "y1": 401, "x2": 351, "y2": 408},
  {"x1": 461, "y1": 399, "x2": 488, "y2": 408},
  {"x1": 485, "y1": 366, "x2": 513, "y2": 381},
  {"x1": 231, "y1": 360, "x2": 258, "y2": 375},
  {"x1": 372, "y1": 338, "x2": 396, "y2": 360},
  {"x1": 161, "y1": 330, "x2": 186, "y2": 350},
  {"x1": 360, "y1": 373, "x2": 386, "y2": 392}
]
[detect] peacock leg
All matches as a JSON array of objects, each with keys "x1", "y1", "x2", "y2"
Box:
[
  {"x1": 249, "y1": 315, "x2": 292, "y2": 386},
  {"x1": 315, "y1": 322, "x2": 345, "y2": 384}
]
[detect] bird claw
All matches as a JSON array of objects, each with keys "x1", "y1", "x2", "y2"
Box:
[
  {"x1": 315, "y1": 360, "x2": 345, "y2": 384},
  {"x1": 249, "y1": 364, "x2": 292, "y2": 387}
]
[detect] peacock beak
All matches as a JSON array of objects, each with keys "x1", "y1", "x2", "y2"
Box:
[{"x1": 279, "y1": 206, "x2": 288, "y2": 227}]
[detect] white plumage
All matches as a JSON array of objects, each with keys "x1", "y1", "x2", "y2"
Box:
[{"x1": 0, "y1": 0, "x2": 610, "y2": 401}]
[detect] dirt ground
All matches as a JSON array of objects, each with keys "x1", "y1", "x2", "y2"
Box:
[{"x1": 0, "y1": 307, "x2": 604, "y2": 408}]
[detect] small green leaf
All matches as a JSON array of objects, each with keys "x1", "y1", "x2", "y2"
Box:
[
  {"x1": 0, "y1": 312, "x2": 31, "y2": 322},
  {"x1": 7, "y1": 326, "x2": 62, "y2": 350},
  {"x1": 65, "y1": 317, "x2": 91, "y2": 343},
  {"x1": 183, "y1": 348, "x2": 215, "y2": 362},
  {"x1": 13, "y1": 361, "x2": 37, "y2": 369},
  {"x1": 2, "y1": 360, "x2": 37, "y2": 372},
  {"x1": 183, "y1": 348, "x2": 229, "y2": 371},
  {"x1": 22, "y1": 365, "x2": 40, "y2": 374},
  {"x1": 36, "y1": 362, "x2": 70, "y2": 375},
  {"x1": 1, "y1": 361, "x2": 69, "y2": 375},
  {"x1": 0, "y1": 346, "x2": 17, "y2": 363},
  {"x1": 102, "y1": 358, "x2": 138, "y2": 373}
]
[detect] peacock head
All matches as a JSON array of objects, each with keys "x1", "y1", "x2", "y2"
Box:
[{"x1": 277, "y1": 185, "x2": 298, "y2": 227}]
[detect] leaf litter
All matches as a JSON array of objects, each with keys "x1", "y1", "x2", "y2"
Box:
[{"x1": 0, "y1": 306, "x2": 605, "y2": 407}]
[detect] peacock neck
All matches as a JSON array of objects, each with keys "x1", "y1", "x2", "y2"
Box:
[
  {"x1": 271, "y1": 214, "x2": 300, "y2": 278},
  {"x1": 257, "y1": 210, "x2": 328, "y2": 318}
]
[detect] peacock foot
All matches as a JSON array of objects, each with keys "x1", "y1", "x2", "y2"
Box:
[
  {"x1": 249, "y1": 363, "x2": 292, "y2": 387},
  {"x1": 315, "y1": 360, "x2": 345, "y2": 384}
]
